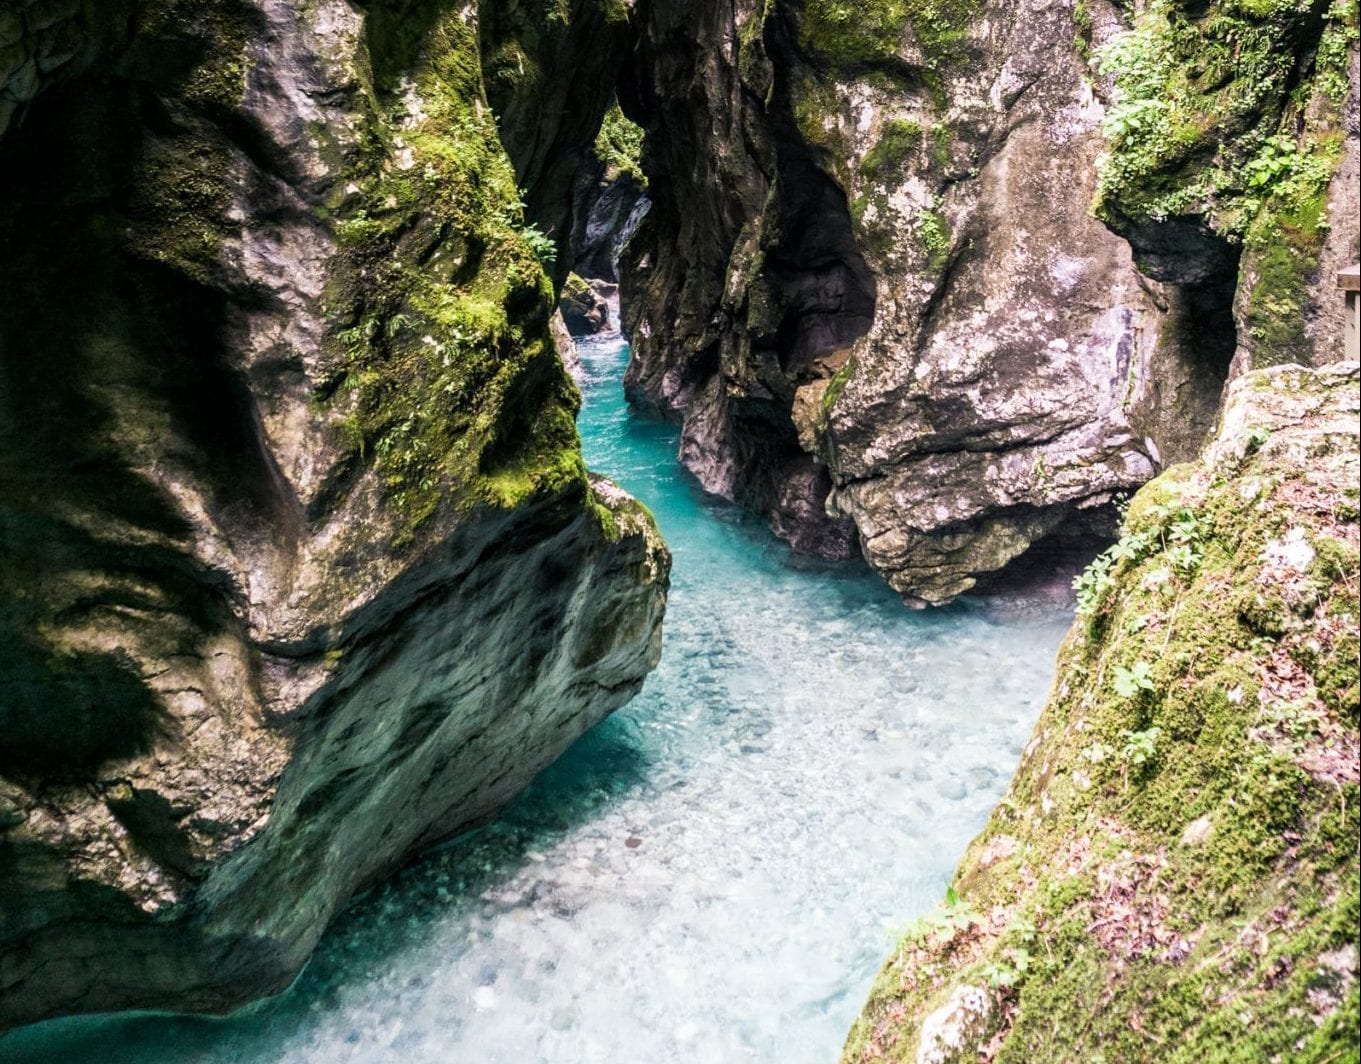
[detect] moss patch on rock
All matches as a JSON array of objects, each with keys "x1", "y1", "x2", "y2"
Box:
[
  {"x1": 799, "y1": 0, "x2": 982, "y2": 73},
  {"x1": 593, "y1": 100, "x2": 647, "y2": 185},
  {"x1": 844, "y1": 363, "x2": 1360, "y2": 1063},
  {"x1": 1092, "y1": 0, "x2": 1357, "y2": 366},
  {"x1": 1093, "y1": 0, "x2": 1354, "y2": 230},
  {"x1": 322, "y1": 6, "x2": 590, "y2": 542}
]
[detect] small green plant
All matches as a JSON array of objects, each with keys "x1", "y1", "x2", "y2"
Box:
[
  {"x1": 1074, "y1": 503, "x2": 1207, "y2": 616},
  {"x1": 1101, "y1": 96, "x2": 1168, "y2": 143},
  {"x1": 1244, "y1": 134, "x2": 1302, "y2": 189},
  {"x1": 1074, "y1": 553, "x2": 1119, "y2": 615},
  {"x1": 1073, "y1": 0, "x2": 1093, "y2": 61},
  {"x1": 979, "y1": 915, "x2": 1038, "y2": 989},
  {"x1": 1116, "y1": 725, "x2": 1162, "y2": 790},
  {"x1": 520, "y1": 224, "x2": 557, "y2": 266},
  {"x1": 1113, "y1": 661, "x2": 1156, "y2": 699},
  {"x1": 899, "y1": 885, "x2": 982, "y2": 948},
  {"x1": 1120, "y1": 725, "x2": 1161, "y2": 766},
  {"x1": 980, "y1": 946, "x2": 1032, "y2": 989}
]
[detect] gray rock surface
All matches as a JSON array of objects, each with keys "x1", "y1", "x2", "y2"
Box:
[
  {"x1": 572, "y1": 167, "x2": 650, "y2": 284},
  {"x1": 0, "y1": 0, "x2": 668, "y2": 1029},
  {"x1": 622, "y1": 0, "x2": 1356, "y2": 603},
  {"x1": 561, "y1": 274, "x2": 616, "y2": 336}
]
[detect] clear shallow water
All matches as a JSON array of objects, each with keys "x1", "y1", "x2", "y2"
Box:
[{"x1": 6, "y1": 335, "x2": 1070, "y2": 1064}]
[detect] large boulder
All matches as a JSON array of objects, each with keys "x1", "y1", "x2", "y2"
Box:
[
  {"x1": 0, "y1": 0, "x2": 668, "y2": 1030},
  {"x1": 560, "y1": 272, "x2": 616, "y2": 336}
]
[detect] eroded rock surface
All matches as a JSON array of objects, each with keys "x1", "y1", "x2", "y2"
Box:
[
  {"x1": 622, "y1": 0, "x2": 1357, "y2": 603},
  {"x1": 560, "y1": 273, "x2": 616, "y2": 336},
  {"x1": 0, "y1": 0, "x2": 668, "y2": 1029}
]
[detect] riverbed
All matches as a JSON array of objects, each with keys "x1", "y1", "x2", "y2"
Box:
[{"x1": 4, "y1": 333, "x2": 1070, "y2": 1063}]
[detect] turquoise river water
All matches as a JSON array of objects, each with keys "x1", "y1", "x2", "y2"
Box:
[{"x1": 5, "y1": 333, "x2": 1071, "y2": 1063}]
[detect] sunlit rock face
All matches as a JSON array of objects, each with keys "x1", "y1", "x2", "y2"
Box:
[
  {"x1": 0, "y1": 0, "x2": 667, "y2": 1029},
  {"x1": 622, "y1": 0, "x2": 1353, "y2": 604}
]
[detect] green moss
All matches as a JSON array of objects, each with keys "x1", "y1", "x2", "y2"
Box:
[
  {"x1": 1092, "y1": 0, "x2": 1356, "y2": 246},
  {"x1": 822, "y1": 358, "x2": 856, "y2": 415},
  {"x1": 860, "y1": 118, "x2": 923, "y2": 183},
  {"x1": 594, "y1": 100, "x2": 647, "y2": 185},
  {"x1": 843, "y1": 372, "x2": 1361, "y2": 1061},
  {"x1": 322, "y1": 5, "x2": 589, "y2": 543},
  {"x1": 1238, "y1": 177, "x2": 1334, "y2": 367},
  {"x1": 121, "y1": 0, "x2": 258, "y2": 280},
  {"x1": 918, "y1": 207, "x2": 951, "y2": 271},
  {"x1": 136, "y1": 0, "x2": 255, "y2": 111},
  {"x1": 799, "y1": 0, "x2": 982, "y2": 72}
]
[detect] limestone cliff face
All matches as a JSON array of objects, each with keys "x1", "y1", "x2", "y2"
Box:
[
  {"x1": 842, "y1": 362, "x2": 1360, "y2": 1061},
  {"x1": 621, "y1": 0, "x2": 874, "y2": 559},
  {"x1": 568, "y1": 102, "x2": 651, "y2": 286},
  {"x1": 480, "y1": 0, "x2": 635, "y2": 287},
  {"x1": 0, "y1": 0, "x2": 668, "y2": 1029},
  {"x1": 623, "y1": 0, "x2": 1357, "y2": 603}
]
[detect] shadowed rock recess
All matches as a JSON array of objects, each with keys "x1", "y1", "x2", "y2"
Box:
[
  {"x1": 620, "y1": 0, "x2": 1358, "y2": 604},
  {"x1": 0, "y1": 0, "x2": 667, "y2": 1029}
]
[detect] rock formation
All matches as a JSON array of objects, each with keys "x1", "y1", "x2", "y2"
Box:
[
  {"x1": 2, "y1": 0, "x2": 1355, "y2": 1043},
  {"x1": 569, "y1": 102, "x2": 651, "y2": 286},
  {"x1": 480, "y1": 0, "x2": 635, "y2": 286},
  {"x1": 621, "y1": 0, "x2": 1358, "y2": 602},
  {"x1": 561, "y1": 273, "x2": 616, "y2": 336},
  {"x1": 0, "y1": 0, "x2": 667, "y2": 1029},
  {"x1": 1093, "y1": 0, "x2": 1360, "y2": 376},
  {"x1": 843, "y1": 361, "x2": 1360, "y2": 1061}
]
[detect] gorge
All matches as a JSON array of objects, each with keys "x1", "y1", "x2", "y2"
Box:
[{"x1": 1, "y1": 0, "x2": 1358, "y2": 1060}]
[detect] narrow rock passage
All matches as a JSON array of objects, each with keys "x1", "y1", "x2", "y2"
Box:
[{"x1": 5, "y1": 335, "x2": 1069, "y2": 1063}]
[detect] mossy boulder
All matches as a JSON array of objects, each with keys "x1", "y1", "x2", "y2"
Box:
[
  {"x1": 560, "y1": 272, "x2": 614, "y2": 335},
  {"x1": 844, "y1": 361, "x2": 1360, "y2": 1061}
]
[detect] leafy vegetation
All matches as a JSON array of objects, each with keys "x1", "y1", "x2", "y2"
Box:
[
  {"x1": 1074, "y1": 501, "x2": 1207, "y2": 617},
  {"x1": 1112, "y1": 661, "x2": 1155, "y2": 699},
  {"x1": 898, "y1": 885, "x2": 984, "y2": 947},
  {"x1": 1091, "y1": 0, "x2": 1357, "y2": 366},
  {"x1": 1092, "y1": 0, "x2": 1354, "y2": 230}
]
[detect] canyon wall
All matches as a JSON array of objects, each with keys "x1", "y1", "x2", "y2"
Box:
[
  {"x1": 0, "y1": 0, "x2": 667, "y2": 1028},
  {"x1": 623, "y1": 0, "x2": 1358, "y2": 603}
]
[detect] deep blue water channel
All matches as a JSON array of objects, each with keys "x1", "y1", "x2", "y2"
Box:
[{"x1": 6, "y1": 334, "x2": 1070, "y2": 1063}]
